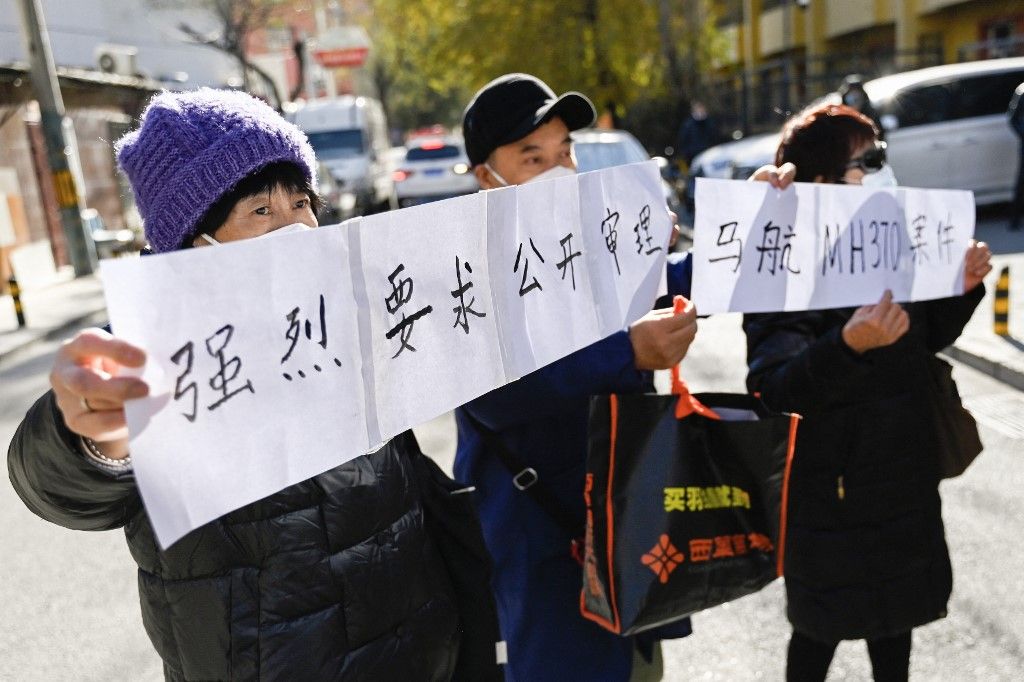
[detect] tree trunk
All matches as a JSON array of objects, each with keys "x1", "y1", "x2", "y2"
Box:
[{"x1": 657, "y1": 0, "x2": 683, "y2": 96}]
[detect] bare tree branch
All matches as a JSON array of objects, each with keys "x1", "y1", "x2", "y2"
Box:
[{"x1": 167, "y1": 0, "x2": 285, "y2": 109}]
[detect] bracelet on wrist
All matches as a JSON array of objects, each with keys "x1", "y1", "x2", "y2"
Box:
[{"x1": 80, "y1": 437, "x2": 132, "y2": 469}]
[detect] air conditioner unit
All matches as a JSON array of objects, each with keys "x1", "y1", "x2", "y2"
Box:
[{"x1": 95, "y1": 44, "x2": 139, "y2": 76}]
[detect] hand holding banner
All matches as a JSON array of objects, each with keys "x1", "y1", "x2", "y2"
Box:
[
  {"x1": 691, "y1": 178, "x2": 976, "y2": 314},
  {"x1": 100, "y1": 161, "x2": 670, "y2": 548}
]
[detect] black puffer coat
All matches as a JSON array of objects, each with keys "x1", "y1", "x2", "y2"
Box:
[
  {"x1": 9, "y1": 391, "x2": 460, "y2": 681},
  {"x1": 743, "y1": 286, "x2": 982, "y2": 642}
]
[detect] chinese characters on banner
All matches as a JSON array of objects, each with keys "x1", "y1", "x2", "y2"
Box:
[
  {"x1": 691, "y1": 178, "x2": 976, "y2": 314},
  {"x1": 100, "y1": 161, "x2": 670, "y2": 548}
]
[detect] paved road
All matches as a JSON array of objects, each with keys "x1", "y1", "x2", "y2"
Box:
[
  {"x1": 2, "y1": 314, "x2": 1022, "y2": 680},
  {"x1": 0, "y1": 333, "x2": 163, "y2": 681},
  {"x1": 656, "y1": 314, "x2": 1024, "y2": 681}
]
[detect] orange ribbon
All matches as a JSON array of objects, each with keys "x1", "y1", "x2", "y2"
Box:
[{"x1": 670, "y1": 295, "x2": 721, "y2": 421}]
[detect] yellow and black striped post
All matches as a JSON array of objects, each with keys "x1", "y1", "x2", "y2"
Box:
[
  {"x1": 994, "y1": 266, "x2": 1010, "y2": 337},
  {"x1": 8, "y1": 275, "x2": 25, "y2": 328}
]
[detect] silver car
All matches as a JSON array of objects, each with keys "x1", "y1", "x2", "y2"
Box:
[{"x1": 571, "y1": 128, "x2": 683, "y2": 217}]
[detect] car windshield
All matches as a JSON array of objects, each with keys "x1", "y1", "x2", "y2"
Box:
[
  {"x1": 406, "y1": 144, "x2": 461, "y2": 161},
  {"x1": 573, "y1": 139, "x2": 648, "y2": 172},
  {"x1": 305, "y1": 129, "x2": 365, "y2": 158}
]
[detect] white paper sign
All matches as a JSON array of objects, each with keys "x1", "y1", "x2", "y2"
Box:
[
  {"x1": 691, "y1": 178, "x2": 976, "y2": 314},
  {"x1": 100, "y1": 161, "x2": 670, "y2": 548}
]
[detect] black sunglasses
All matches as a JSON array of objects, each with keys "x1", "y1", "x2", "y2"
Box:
[{"x1": 845, "y1": 142, "x2": 887, "y2": 173}]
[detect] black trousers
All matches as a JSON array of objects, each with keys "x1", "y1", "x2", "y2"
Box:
[{"x1": 786, "y1": 629, "x2": 912, "y2": 682}]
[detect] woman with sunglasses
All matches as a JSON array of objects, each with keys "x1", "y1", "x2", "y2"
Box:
[{"x1": 743, "y1": 104, "x2": 992, "y2": 681}]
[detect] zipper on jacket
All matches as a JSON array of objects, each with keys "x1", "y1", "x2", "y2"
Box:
[{"x1": 837, "y1": 475, "x2": 845, "y2": 500}]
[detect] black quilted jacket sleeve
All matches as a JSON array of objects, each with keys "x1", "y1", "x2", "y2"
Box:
[
  {"x1": 920, "y1": 284, "x2": 985, "y2": 353},
  {"x1": 743, "y1": 309, "x2": 875, "y2": 417},
  {"x1": 8, "y1": 391, "x2": 141, "y2": 531},
  {"x1": 743, "y1": 284, "x2": 984, "y2": 417}
]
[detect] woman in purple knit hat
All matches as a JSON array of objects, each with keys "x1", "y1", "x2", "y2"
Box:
[{"x1": 8, "y1": 89, "x2": 489, "y2": 681}]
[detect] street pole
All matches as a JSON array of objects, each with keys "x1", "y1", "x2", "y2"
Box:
[
  {"x1": 16, "y1": 0, "x2": 95, "y2": 276},
  {"x1": 742, "y1": 0, "x2": 755, "y2": 135},
  {"x1": 782, "y1": 0, "x2": 792, "y2": 117}
]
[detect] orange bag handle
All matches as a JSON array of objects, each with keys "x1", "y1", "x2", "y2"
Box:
[{"x1": 669, "y1": 295, "x2": 721, "y2": 421}]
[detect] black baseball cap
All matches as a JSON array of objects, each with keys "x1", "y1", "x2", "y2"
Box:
[{"x1": 462, "y1": 73, "x2": 597, "y2": 166}]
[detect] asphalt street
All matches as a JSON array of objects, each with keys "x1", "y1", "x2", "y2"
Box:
[{"x1": 1, "y1": 313, "x2": 1022, "y2": 681}]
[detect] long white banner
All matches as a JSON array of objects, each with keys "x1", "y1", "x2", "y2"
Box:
[
  {"x1": 100, "y1": 161, "x2": 669, "y2": 548},
  {"x1": 692, "y1": 178, "x2": 976, "y2": 314}
]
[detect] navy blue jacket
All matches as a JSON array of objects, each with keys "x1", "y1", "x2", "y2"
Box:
[{"x1": 454, "y1": 253, "x2": 692, "y2": 681}]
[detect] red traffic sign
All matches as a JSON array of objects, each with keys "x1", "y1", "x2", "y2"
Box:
[{"x1": 314, "y1": 47, "x2": 369, "y2": 68}]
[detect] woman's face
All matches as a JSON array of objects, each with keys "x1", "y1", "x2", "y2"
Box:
[
  {"x1": 839, "y1": 139, "x2": 877, "y2": 186},
  {"x1": 809, "y1": 138, "x2": 880, "y2": 185},
  {"x1": 193, "y1": 184, "x2": 318, "y2": 247}
]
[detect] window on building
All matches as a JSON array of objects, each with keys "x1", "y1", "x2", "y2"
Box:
[
  {"x1": 985, "y1": 20, "x2": 1015, "y2": 58},
  {"x1": 263, "y1": 27, "x2": 293, "y2": 52},
  {"x1": 715, "y1": 0, "x2": 743, "y2": 27}
]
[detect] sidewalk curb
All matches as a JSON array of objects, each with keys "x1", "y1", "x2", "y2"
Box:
[
  {"x1": 0, "y1": 308, "x2": 108, "y2": 366},
  {"x1": 943, "y1": 344, "x2": 1024, "y2": 392}
]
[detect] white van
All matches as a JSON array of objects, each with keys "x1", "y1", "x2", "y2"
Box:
[{"x1": 290, "y1": 96, "x2": 395, "y2": 213}]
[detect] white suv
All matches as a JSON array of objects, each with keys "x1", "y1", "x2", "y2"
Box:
[
  {"x1": 868, "y1": 57, "x2": 1024, "y2": 205},
  {"x1": 688, "y1": 57, "x2": 1024, "y2": 206},
  {"x1": 392, "y1": 136, "x2": 479, "y2": 208}
]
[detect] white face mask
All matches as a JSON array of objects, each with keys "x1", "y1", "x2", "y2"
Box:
[
  {"x1": 860, "y1": 163, "x2": 898, "y2": 188},
  {"x1": 523, "y1": 164, "x2": 577, "y2": 184},
  {"x1": 199, "y1": 222, "x2": 314, "y2": 246},
  {"x1": 484, "y1": 162, "x2": 577, "y2": 187},
  {"x1": 483, "y1": 163, "x2": 510, "y2": 188}
]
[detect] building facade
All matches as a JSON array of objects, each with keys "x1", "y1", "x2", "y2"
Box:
[{"x1": 710, "y1": 0, "x2": 1023, "y2": 133}]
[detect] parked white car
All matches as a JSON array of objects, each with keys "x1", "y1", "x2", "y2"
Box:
[
  {"x1": 391, "y1": 136, "x2": 478, "y2": 208},
  {"x1": 688, "y1": 57, "x2": 1024, "y2": 206},
  {"x1": 685, "y1": 132, "x2": 780, "y2": 209},
  {"x1": 571, "y1": 128, "x2": 683, "y2": 216},
  {"x1": 869, "y1": 57, "x2": 1024, "y2": 204}
]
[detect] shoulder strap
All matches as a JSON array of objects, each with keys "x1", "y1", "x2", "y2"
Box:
[{"x1": 462, "y1": 410, "x2": 581, "y2": 540}]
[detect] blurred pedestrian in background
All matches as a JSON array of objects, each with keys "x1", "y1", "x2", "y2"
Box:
[
  {"x1": 838, "y1": 74, "x2": 882, "y2": 134},
  {"x1": 675, "y1": 100, "x2": 720, "y2": 167}
]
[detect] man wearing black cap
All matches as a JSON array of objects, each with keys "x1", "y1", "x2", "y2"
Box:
[{"x1": 453, "y1": 73, "x2": 697, "y2": 681}]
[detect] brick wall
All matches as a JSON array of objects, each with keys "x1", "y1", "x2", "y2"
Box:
[{"x1": 0, "y1": 104, "x2": 48, "y2": 244}]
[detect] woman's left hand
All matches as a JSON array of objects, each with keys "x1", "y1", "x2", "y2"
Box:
[
  {"x1": 964, "y1": 239, "x2": 992, "y2": 292},
  {"x1": 748, "y1": 162, "x2": 797, "y2": 190},
  {"x1": 667, "y1": 207, "x2": 681, "y2": 249}
]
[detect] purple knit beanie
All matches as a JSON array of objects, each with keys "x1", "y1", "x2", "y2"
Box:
[{"x1": 115, "y1": 88, "x2": 317, "y2": 253}]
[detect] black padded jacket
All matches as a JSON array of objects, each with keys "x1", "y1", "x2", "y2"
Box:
[
  {"x1": 743, "y1": 286, "x2": 983, "y2": 642},
  {"x1": 8, "y1": 391, "x2": 460, "y2": 681}
]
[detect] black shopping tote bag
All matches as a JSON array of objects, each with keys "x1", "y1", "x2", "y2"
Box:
[{"x1": 580, "y1": 364, "x2": 800, "y2": 636}]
